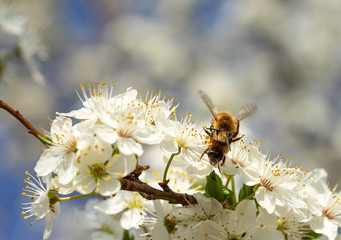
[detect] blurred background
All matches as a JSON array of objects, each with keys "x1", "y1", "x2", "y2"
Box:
[{"x1": 0, "y1": 0, "x2": 340, "y2": 239}]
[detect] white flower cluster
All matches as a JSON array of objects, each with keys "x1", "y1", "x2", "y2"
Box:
[{"x1": 21, "y1": 82, "x2": 341, "y2": 240}]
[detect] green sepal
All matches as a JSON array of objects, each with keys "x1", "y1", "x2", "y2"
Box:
[
  {"x1": 48, "y1": 189, "x2": 60, "y2": 205},
  {"x1": 222, "y1": 188, "x2": 234, "y2": 205},
  {"x1": 112, "y1": 145, "x2": 120, "y2": 156},
  {"x1": 43, "y1": 135, "x2": 52, "y2": 142},
  {"x1": 301, "y1": 228, "x2": 322, "y2": 239},
  {"x1": 122, "y1": 229, "x2": 135, "y2": 240}
]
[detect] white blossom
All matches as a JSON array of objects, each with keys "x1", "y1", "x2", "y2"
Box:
[
  {"x1": 34, "y1": 116, "x2": 89, "y2": 185},
  {"x1": 307, "y1": 178, "x2": 341, "y2": 240},
  {"x1": 21, "y1": 172, "x2": 59, "y2": 240},
  {"x1": 58, "y1": 81, "x2": 137, "y2": 127},
  {"x1": 257, "y1": 205, "x2": 310, "y2": 240},
  {"x1": 76, "y1": 199, "x2": 123, "y2": 240},
  {"x1": 94, "y1": 191, "x2": 147, "y2": 230},
  {"x1": 220, "y1": 140, "x2": 252, "y2": 175},
  {"x1": 190, "y1": 200, "x2": 282, "y2": 239},
  {"x1": 240, "y1": 158, "x2": 308, "y2": 214},
  {"x1": 159, "y1": 113, "x2": 212, "y2": 174},
  {"x1": 73, "y1": 136, "x2": 136, "y2": 196}
]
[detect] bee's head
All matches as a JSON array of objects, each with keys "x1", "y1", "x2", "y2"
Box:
[{"x1": 208, "y1": 151, "x2": 224, "y2": 165}]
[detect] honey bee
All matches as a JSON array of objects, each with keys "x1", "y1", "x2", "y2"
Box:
[{"x1": 198, "y1": 90, "x2": 257, "y2": 170}]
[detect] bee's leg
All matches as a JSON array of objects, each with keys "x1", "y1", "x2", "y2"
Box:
[
  {"x1": 209, "y1": 126, "x2": 220, "y2": 132},
  {"x1": 203, "y1": 127, "x2": 211, "y2": 136},
  {"x1": 231, "y1": 120, "x2": 240, "y2": 138},
  {"x1": 231, "y1": 120, "x2": 244, "y2": 142},
  {"x1": 199, "y1": 148, "x2": 209, "y2": 160},
  {"x1": 218, "y1": 156, "x2": 226, "y2": 173},
  {"x1": 232, "y1": 135, "x2": 244, "y2": 142}
]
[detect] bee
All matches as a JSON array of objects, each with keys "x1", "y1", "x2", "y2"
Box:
[{"x1": 198, "y1": 90, "x2": 257, "y2": 170}]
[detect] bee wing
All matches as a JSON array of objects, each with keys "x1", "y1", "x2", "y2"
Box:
[
  {"x1": 236, "y1": 104, "x2": 257, "y2": 121},
  {"x1": 198, "y1": 90, "x2": 218, "y2": 119}
]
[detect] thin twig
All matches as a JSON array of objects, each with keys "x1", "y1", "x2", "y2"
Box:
[{"x1": 0, "y1": 100, "x2": 47, "y2": 145}]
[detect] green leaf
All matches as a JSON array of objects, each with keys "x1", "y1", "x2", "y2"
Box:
[
  {"x1": 205, "y1": 171, "x2": 224, "y2": 201},
  {"x1": 238, "y1": 184, "x2": 254, "y2": 201}
]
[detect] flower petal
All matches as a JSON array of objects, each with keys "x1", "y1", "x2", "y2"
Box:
[
  {"x1": 160, "y1": 135, "x2": 178, "y2": 153},
  {"x1": 43, "y1": 212, "x2": 53, "y2": 240},
  {"x1": 117, "y1": 137, "x2": 143, "y2": 156},
  {"x1": 134, "y1": 125, "x2": 164, "y2": 144},
  {"x1": 34, "y1": 151, "x2": 60, "y2": 176},
  {"x1": 97, "y1": 178, "x2": 121, "y2": 196},
  {"x1": 110, "y1": 154, "x2": 136, "y2": 177},
  {"x1": 95, "y1": 125, "x2": 118, "y2": 144},
  {"x1": 95, "y1": 197, "x2": 126, "y2": 215},
  {"x1": 195, "y1": 192, "x2": 223, "y2": 216},
  {"x1": 74, "y1": 174, "x2": 96, "y2": 194},
  {"x1": 120, "y1": 208, "x2": 146, "y2": 229}
]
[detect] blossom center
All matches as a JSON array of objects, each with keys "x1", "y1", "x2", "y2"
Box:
[
  {"x1": 127, "y1": 197, "x2": 143, "y2": 209},
  {"x1": 260, "y1": 177, "x2": 274, "y2": 191},
  {"x1": 65, "y1": 137, "x2": 78, "y2": 153},
  {"x1": 230, "y1": 158, "x2": 244, "y2": 167},
  {"x1": 175, "y1": 138, "x2": 187, "y2": 148},
  {"x1": 89, "y1": 163, "x2": 108, "y2": 180},
  {"x1": 164, "y1": 215, "x2": 177, "y2": 234},
  {"x1": 227, "y1": 233, "x2": 243, "y2": 240},
  {"x1": 322, "y1": 206, "x2": 336, "y2": 220}
]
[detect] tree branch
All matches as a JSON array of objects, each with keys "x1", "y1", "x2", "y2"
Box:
[
  {"x1": 0, "y1": 100, "x2": 47, "y2": 145},
  {"x1": 120, "y1": 166, "x2": 197, "y2": 205}
]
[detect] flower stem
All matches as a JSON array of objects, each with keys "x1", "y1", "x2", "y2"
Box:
[
  {"x1": 225, "y1": 174, "x2": 232, "y2": 188},
  {"x1": 58, "y1": 192, "x2": 96, "y2": 202},
  {"x1": 162, "y1": 147, "x2": 181, "y2": 183},
  {"x1": 231, "y1": 175, "x2": 237, "y2": 205},
  {"x1": 229, "y1": 192, "x2": 255, "y2": 210}
]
